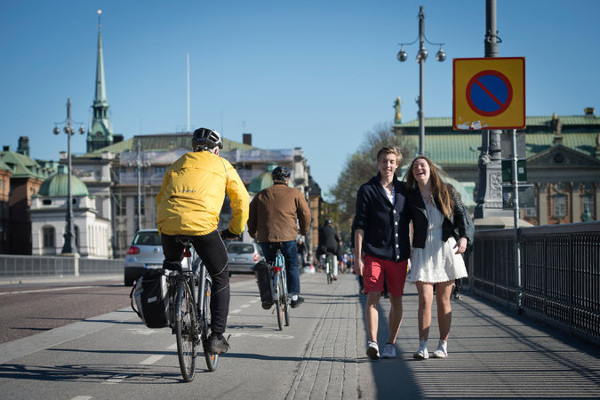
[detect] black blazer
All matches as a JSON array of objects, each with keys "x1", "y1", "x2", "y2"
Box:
[
  {"x1": 406, "y1": 186, "x2": 469, "y2": 249},
  {"x1": 354, "y1": 174, "x2": 411, "y2": 262}
]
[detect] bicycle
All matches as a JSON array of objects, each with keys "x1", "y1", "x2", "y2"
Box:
[
  {"x1": 270, "y1": 243, "x2": 290, "y2": 330},
  {"x1": 168, "y1": 236, "x2": 218, "y2": 382},
  {"x1": 325, "y1": 252, "x2": 336, "y2": 284}
]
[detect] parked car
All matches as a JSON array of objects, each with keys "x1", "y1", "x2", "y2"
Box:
[
  {"x1": 123, "y1": 229, "x2": 193, "y2": 286},
  {"x1": 226, "y1": 241, "x2": 264, "y2": 275}
]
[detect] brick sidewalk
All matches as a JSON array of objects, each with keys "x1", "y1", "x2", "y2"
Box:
[{"x1": 287, "y1": 272, "x2": 600, "y2": 399}]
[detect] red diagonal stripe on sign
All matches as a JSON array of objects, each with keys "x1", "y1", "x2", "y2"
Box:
[{"x1": 475, "y1": 79, "x2": 503, "y2": 107}]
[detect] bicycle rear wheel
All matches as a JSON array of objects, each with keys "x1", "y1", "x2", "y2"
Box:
[
  {"x1": 282, "y1": 272, "x2": 290, "y2": 327},
  {"x1": 275, "y1": 272, "x2": 284, "y2": 330},
  {"x1": 201, "y1": 277, "x2": 219, "y2": 371},
  {"x1": 175, "y1": 280, "x2": 197, "y2": 382}
]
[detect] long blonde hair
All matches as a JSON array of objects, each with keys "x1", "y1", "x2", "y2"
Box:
[{"x1": 404, "y1": 156, "x2": 454, "y2": 219}]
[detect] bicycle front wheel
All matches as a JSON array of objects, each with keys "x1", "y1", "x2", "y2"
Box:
[
  {"x1": 201, "y1": 277, "x2": 219, "y2": 371},
  {"x1": 175, "y1": 280, "x2": 197, "y2": 382}
]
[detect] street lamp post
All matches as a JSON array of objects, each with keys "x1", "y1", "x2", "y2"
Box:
[
  {"x1": 397, "y1": 6, "x2": 446, "y2": 156},
  {"x1": 53, "y1": 98, "x2": 85, "y2": 254}
]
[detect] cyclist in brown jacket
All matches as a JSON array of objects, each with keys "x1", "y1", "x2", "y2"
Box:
[{"x1": 248, "y1": 166, "x2": 311, "y2": 307}]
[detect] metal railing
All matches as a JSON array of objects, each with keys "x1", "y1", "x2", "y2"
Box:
[
  {"x1": 0, "y1": 255, "x2": 123, "y2": 278},
  {"x1": 470, "y1": 221, "x2": 600, "y2": 345}
]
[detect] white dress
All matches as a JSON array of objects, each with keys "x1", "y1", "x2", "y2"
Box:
[{"x1": 409, "y1": 198, "x2": 468, "y2": 283}]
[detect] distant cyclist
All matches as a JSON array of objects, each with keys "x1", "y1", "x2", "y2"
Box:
[
  {"x1": 155, "y1": 127, "x2": 249, "y2": 355},
  {"x1": 248, "y1": 166, "x2": 311, "y2": 308},
  {"x1": 318, "y1": 219, "x2": 341, "y2": 280}
]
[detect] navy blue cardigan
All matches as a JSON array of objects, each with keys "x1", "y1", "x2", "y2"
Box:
[{"x1": 354, "y1": 174, "x2": 411, "y2": 262}]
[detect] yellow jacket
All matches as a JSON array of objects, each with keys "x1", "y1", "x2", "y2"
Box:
[{"x1": 155, "y1": 151, "x2": 249, "y2": 236}]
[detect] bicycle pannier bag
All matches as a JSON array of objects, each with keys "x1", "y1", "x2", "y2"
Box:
[
  {"x1": 130, "y1": 268, "x2": 170, "y2": 328},
  {"x1": 253, "y1": 261, "x2": 273, "y2": 304}
]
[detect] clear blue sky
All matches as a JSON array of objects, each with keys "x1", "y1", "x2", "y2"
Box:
[{"x1": 1, "y1": 1, "x2": 598, "y2": 197}]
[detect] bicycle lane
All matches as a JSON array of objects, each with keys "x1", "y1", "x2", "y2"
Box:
[{"x1": 0, "y1": 274, "x2": 348, "y2": 399}]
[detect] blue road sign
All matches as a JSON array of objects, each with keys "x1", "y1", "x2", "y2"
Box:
[{"x1": 466, "y1": 70, "x2": 513, "y2": 117}]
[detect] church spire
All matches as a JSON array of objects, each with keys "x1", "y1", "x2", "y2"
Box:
[{"x1": 87, "y1": 9, "x2": 114, "y2": 153}]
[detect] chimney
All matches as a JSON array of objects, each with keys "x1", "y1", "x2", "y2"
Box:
[
  {"x1": 17, "y1": 136, "x2": 30, "y2": 156},
  {"x1": 584, "y1": 107, "x2": 595, "y2": 117},
  {"x1": 243, "y1": 133, "x2": 252, "y2": 146},
  {"x1": 2, "y1": 146, "x2": 9, "y2": 152}
]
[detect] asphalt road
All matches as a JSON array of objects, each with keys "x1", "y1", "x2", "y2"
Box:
[{"x1": 0, "y1": 274, "x2": 254, "y2": 344}]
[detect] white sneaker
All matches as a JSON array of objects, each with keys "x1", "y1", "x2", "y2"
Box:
[
  {"x1": 366, "y1": 341, "x2": 380, "y2": 359},
  {"x1": 432, "y1": 340, "x2": 448, "y2": 358},
  {"x1": 381, "y1": 343, "x2": 396, "y2": 359},
  {"x1": 413, "y1": 339, "x2": 429, "y2": 360}
]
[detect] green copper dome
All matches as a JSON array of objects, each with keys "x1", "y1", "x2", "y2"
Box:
[{"x1": 38, "y1": 165, "x2": 89, "y2": 197}]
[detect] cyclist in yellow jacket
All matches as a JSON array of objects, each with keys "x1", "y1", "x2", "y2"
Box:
[{"x1": 156, "y1": 127, "x2": 249, "y2": 354}]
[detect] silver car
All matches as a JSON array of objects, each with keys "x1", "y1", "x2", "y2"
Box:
[
  {"x1": 123, "y1": 229, "x2": 193, "y2": 286},
  {"x1": 226, "y1": 241, "x2": 264, "y2": 275}
]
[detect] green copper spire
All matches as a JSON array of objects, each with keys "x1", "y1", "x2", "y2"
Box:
[{"x1": 87, "y1": 9, "x2": 114, "y2": 153}]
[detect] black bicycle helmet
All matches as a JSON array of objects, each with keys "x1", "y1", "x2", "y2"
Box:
[
  {"x1": 192, "y1": 128, "x2": 223, "y2": 151},
  {"x1": 271, "y1": 166, "x2": 291, "y2": 182}
]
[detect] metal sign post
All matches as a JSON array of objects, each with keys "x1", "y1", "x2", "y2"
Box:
[{"x1": 510, "y1": 129, "x2": 522, "y2": 312}]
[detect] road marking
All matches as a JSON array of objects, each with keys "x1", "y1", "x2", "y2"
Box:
[
  {"x1": 240, "y1": 304, "x2": 250, "y2": 309},
  {"x1": 0, "y1": 286, "x2": 93, "y2": 296},
  {"x1": 126, "y1": 328, "x2": 156, "y2": 335},
  {"x1": 70, "y1": 397, "x2": 92, "y2": 400},
  {"x1": 103, "y1": 374, "x2": 128, "y2": 385},
  {"x1": 229, "y1": 309, "x2": 242, "y2": 314},
  {"x1": 229, "y1": 332, "x2": 294, "y2": 339},
  {"x1": 140, "y1": 355, "x2": 164, "y2": 365},
  {"x1": 167, "y1": 343, "x2": 177, "y2": 350}
]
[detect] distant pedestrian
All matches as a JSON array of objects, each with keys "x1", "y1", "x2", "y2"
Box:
[
  {"x1": 404, "y1": 156, "x2": 470, "y2": 359},
  {"x1": 354, "y1": 146, "x2": 411, "y2": 360}
]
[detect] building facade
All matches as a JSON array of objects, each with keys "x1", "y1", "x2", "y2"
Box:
[{"x1": 394, "y1": 108, "x2": 600, "y2": 225}]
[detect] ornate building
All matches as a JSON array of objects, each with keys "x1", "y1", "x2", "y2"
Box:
[{"x1": 394, "y1": 108, "x2": 600, "y2": 225}]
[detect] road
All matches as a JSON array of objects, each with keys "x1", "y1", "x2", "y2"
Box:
[{"x1": 0, "y1": 274, "x2": 254, "y2": 344}]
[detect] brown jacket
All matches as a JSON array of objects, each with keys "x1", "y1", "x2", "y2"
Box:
[{"x1": 248, "y1": 182, "x2": 311, "y2": 243}]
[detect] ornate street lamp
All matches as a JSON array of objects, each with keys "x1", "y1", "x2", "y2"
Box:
[
  {"x1": 53, "y1": 98, "x2": 85, "y2": 254},
  {"x1": 397, "y1": 6, "x2": 446, "y2": 156}
]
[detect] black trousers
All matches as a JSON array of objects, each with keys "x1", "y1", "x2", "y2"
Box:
[{"x1": 161, "y1": 230, "x2": 230, "y2": 335}]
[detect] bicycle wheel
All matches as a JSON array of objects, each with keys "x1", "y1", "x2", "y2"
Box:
[
  {"x1": 201, "y1": 277, "x2": 219, "y2": 371},
  {"x1": 281, "y1": 271, "x2": 290, "y2": 327},
  {"x1": 274, "y1": 272, "x2": 284, "y2": 330},
  {"x1": 175, "y1": 280, "x2": 197, "y2": 382}
]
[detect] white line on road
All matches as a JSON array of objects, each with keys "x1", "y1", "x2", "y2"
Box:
[
  {"x1": 103, "y1": 374, "x2": 128, "y2": 385},
  {"x1": 140, "y1": 355, "x2": 165, "y2": 365},
  {"x1": 0, "y1": 286, "x2": 94, "y2": 296},
  {"x1": 70, "y1": 397, "x2": 93, "y2": 400}
]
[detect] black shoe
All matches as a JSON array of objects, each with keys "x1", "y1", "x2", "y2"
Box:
[
  {"x1": 262, "y1": 301, "x2": 272, "y2": 310},
  {"x1": 207, "y1": 333, "x2": 230, "y2": 355},
  {"x1": 291, "y1": 296, "x2": 305, "y2": 308}
]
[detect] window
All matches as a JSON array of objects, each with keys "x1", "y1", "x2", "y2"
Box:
[
  {"x1": 134, "y1": 195, "x2": 146, "y2": 216},
  {"x1": 155, "y1": 166, "x2": 165, "y2": 174},
  {"x1": 553, "y1": 194, "x2": 567, "y2": 218},
  {"x1": 42, "y1": 226, "x2": 55, "y2": 248},
  {"x1": 115, "y1": 196, "x2": 126, "y2": 216},
  {"x1": 582, "y1": 194, "x2": 594, "y2": 220}
]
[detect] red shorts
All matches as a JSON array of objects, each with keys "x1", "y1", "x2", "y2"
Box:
[{"x1": 363, "y1": 254, "x2": 408, "y2": 297}]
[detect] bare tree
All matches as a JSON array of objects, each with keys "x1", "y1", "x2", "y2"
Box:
[{"x1": 330, "y1": 123, "x2": 415, "y2": 231}]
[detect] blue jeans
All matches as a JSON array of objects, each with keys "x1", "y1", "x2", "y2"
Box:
[{"x1": 260, "y1": 240, "x2": 301, "y2": 295}]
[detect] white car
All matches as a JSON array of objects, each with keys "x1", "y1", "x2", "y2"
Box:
[
  {"x1": 226, "y1": 241, "x2": 264, "y2": 275},
  {"x1": 123, "y1": 229, "x2": 193, "y2": 286}
]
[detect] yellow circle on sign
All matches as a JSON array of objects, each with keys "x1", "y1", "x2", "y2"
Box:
[{"x1": 453, "y1": 57, "x2": 525, "y2": 130}]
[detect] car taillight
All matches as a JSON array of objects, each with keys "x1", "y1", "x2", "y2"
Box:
[
  {"x1": 254, "y1": 253, "x2": 259, "y2": 262},
  {"x1": 271, "y1": 266, "x2": 282, "y2": 272},
  {"x1": 183, "y1": 248, "x2": 192, "y2": 257},
  {"x1": 127, "y1": 246, "x2": 140, "y2": 255}
]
